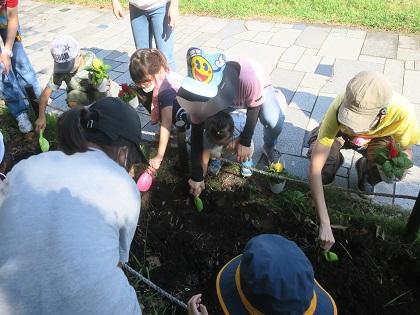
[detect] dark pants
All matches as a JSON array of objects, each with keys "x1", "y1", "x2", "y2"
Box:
[{"x1": 307, "y1": 127, "x2": 389, "y2": 185}]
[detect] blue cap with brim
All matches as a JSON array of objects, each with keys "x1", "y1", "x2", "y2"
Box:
[{"x1": 216, "y1": 234, "x2": 337, "y2": 315}]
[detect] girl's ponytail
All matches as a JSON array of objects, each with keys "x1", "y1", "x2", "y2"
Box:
[{"x1": 57, "y1": 108, "x2": 90, "y2": 155}]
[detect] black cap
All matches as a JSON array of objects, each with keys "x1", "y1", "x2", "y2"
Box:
[{"x1": 86, "y1": 97, "x2": 142, "y2": 148}]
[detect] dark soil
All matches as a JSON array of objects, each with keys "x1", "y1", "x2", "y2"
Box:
[{"x1": 131, "y1": 167, "x2": 420, "y2": 315}]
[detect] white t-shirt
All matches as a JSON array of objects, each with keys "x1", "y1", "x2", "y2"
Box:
[
  {"x1": 0, "y1": 149, "x2": 141, "y2": 315},
  {"x1": 129, "y1": 0, "x2": 169, "y2": 11}
]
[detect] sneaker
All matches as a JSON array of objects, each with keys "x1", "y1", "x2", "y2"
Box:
[
  {"x1": 208, "y1": 159, "x2": 223, "y2": 176},
  {"x1": 241, "y1": 160, "x2": 253, "y2": 177},
  {"x1": 16, "y1": 112, "x2": 33, "y2": 133},
  {"x1": 262, "y1": 144, "x2": 281, "y2": 165},
  {"x1": 355, "y1": 157, "x2": 374, "y2": 198}
]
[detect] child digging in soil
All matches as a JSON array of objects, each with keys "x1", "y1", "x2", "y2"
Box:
[
  {"x1": 187, "y1": 234, "x2": 337, "y2": 315},
  {"x1": 129, "y1": 48, "x2": 187, "y2": 171},
  {"x1": 35, "y1": 35, "x2": 111, "y2": 133},
  {"x1": 203, "y1": 110, "x2": 253, "y2": 177}
]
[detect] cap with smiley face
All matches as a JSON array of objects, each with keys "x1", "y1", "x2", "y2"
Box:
[{"x1": 187, "y1": 47, "x2": 226, "y2": 86}]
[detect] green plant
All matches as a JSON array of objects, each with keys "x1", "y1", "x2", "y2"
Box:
[
  {"x1": 118, "y1": 83, "x2": 138, "y2": 102},
  {"x1": 86, "y1": 58, "x2": 111, "y2": 86},
  {"x1": 267, "y1": 161, "x2": 285, "y2": 184},
  {"x1": 375, "y1": 138, "x2": 413, "y2": 179}
]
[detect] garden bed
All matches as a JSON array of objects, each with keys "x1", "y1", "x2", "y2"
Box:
[{"x1": 131, "y1": 156, "x2": 420, "y2": 315}]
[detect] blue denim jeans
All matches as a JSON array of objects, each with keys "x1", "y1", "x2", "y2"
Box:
[
  {"x1": 129, "y1": 3, "x2": 176, "y2": 70},
  {"x1": 258, "y1": 86, "x2": 287, "y2": 148},
  {"x1": 0, "y1": 30, "x2": 41, "y2": 119}
]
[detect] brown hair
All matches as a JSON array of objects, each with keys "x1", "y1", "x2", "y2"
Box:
[{"x1": 129, "y1": 48, "x2": 169, "y2": 85}]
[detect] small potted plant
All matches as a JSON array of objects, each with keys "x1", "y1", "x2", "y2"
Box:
[
  {"x1": 118, "y1": 83, "x2": 139, "y2": 108},
  {"x1": 87, "y1": 58, "x2": 111, "y2": 92},
  {"x1": 375, "y1": 138, "x2": 413, "y2": 183},
  {"x1": 267, "y1": 158, "x2": 286, "y2": 194}
]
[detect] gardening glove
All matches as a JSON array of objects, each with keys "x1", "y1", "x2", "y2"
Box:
[
  {"x1": 111, "y1": 0, "x2": 124, "y2": 20},
  {"x1": 318, "y1": 222, "x2": 335, "y2": 251},
  {"x1": 149, "y1": 155, "x2": 163, "y2": 170},
  {"x1": 189, "y1": 178, "x2": 205, "y2": 197},
  {"x1": 236, "y1": 143, "x2": 252, "y2": 163},
  {"x1": 188, "y1": 294, "x2": 209, "y2": 315},
  {"x1": 35, "y1": 115, "x2": 47, "y2": 133}
]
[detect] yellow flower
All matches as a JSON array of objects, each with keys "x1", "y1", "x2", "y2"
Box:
[
  {"x1": 271, "y1": 162, "x2": 284, "y2": 173},
  {"x1": 92, "y1": 58, "x2": 103, "y2": 70}
]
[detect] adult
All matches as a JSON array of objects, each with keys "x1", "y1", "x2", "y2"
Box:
[
  {"x1": 187, "y1": 234, "x2": 337, "y2": 315},
  {"x1": 0, "y1": 0, "x2": 41, "y2": 133},
  {"x1": 0, "y1": 97, "x2": 143, "y2": 314},
  {"x1": 35, "y1": 35, "x2": 110, "y2": 133},
  {"x1": 111, "y1": 0, "x2": 178, "y2": 70},
  {"x1": 177, "y1": 48, "x2": 288, "y2": 197},
  {"x1": 307, "y1": 71, "x2": 420, "y2": 251}
]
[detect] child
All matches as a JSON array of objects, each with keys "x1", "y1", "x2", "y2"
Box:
[
  {"x1": 203, "y1": 110, "x2": 253, "y2": 177},
  {"x1": 129, "y1": 48, "x2": 186, "y2": 170},
  {"x1": 35, "y1": 35, "x2": 110, "y2": 133}
]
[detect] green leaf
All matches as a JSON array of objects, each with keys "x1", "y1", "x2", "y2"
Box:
[
  {"x1": 381, "y1": 160, "x2": 393, "y2": 177},
  {"x1": 391, "y1": 156, "x2": 405, "y2": 168},
  {"x1": 375, "y1": 151, "x2": 388, "y2": 164},
  {"x1": 394, "y1": 168, "x2": 404, "y2": 179}
]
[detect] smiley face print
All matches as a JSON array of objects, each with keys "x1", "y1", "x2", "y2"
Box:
[{"x1": 191, "y1": 55, "x2": 213, "y2": 83}]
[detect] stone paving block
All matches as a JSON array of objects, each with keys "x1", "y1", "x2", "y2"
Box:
[
  {"x1": 270, "y1": 68, "x2": 305, "y2": 103},
  {"x1": 245, "y1": 20, "x2": 274, "y2": 32},
  {"x1": 309, "y1": 94, "x2": 335, "y2": 125},
  {"x1": 340, "y1": 149, "x2": 355, "y2": 169},
  {"x1": 225, "y1": 42, "x2": 285, "y2": 74},
  {"x1": 217, "y1": 37, "x2": 242, "y2": 50},
  {"x1": 319, "y1": 34, "x2": 364, "y2": 60},
  {"x1": 289, "y1": 87, "x2": 318, "y2": 112},
  {"x1": 295, "y1": 26, "x2": 330, "y2": 49},
  {"x1": 277, "y1": 107, "x2": 310, "y2": 156},
  {"x1": 49, "y1": 92, "x2": 68, "y2": 113},
  {"x1": 26, "y1": 40, "x2": 49, "y2": 51},
  {"x1": 104, "y1": 59, "x2": 123, "y2": 71},
  {"x1": 398, "y1": 35, "x2": 419, "y2": 50},
  {"x1": 383, "y1": 59, "x2": 404, "y2": 94},
  {"x1": 320, "y1": 56, "x2": 335, "y2": 66},
  {"x1": 299, "y1": 73, "x2": 329, "y2": 90},
  {"x1": 294, "y1": 55, "x2": 322, "y2": 73},
  {"x1": 280, "y1": 45, "x2": 305, "y2": 63},
  {"x1": 113, "y1": 71, "x2": 133, "y2": 84},
  {"x1": 252, "y1": 31, "x2": 274, "y2": 44},
  {"x1": 292, "y1": 24, "x2": 306, "y2": 30},
  {"x1": 212, "y1": 20, "x2": 246, "y2": 39},
  {"x1": 270, "y1": 29, "x2": 302, "y2": 47},
  {"x1": 90, "y1": 11, "x2": 115, "y2": 25},
  {"x1": 334, "y1": 176, "x2": 348, "y2": 188},
  {"x1": 394, "y1": 166, "x2": 420, "y2": 209},
  {"x1": 50, "y1": 89, "x2": 66, "y2": 100},
  {"x1": 305, "y1": 48, "x2": 318, "y2": 56},
  {"x1": 233, "y1": 30, "x2": 259, "y2": 40},
  {"x1": 282, "y1": 154, "x2": 310, "y2": 180},
  {"x1": 397, "y1": 48, "x2": 420, "y2": 61},
  {"x1": 276, "y1": 61, "x2": 295, "y2": 70},
  {"x1": 108, "y1": 70, "x2": 124, "y2": 81},
  {"x1": 358, "y1": 55, "x2": 386, "y2": 64},
  {"x1": 330, "y1": 28, "x2": 348, "y2": 35},
  {"x1": 113, "y1": 62, "x2": 129, "y2": 73},
  {"x1": 204, "y1": 38, "x2": 221, "y2": 47},
  {"x1": 347, "y1": 29, "x2": 366, "y2": 39},
  {"x1": 373, "y1": 182, "x2": 395, "y2": 206},
  {"x1": 321, "y1": 59, "x2": 383, "y2": 94},
  {"x1": 115, "y1": 53, "x2": 130, "y2": 63},
  {"x1": 403, "y1": 70, "x2": 420, "y2": 104},
  {"x1": 361, "y1": 32, "x2": 398, "y2": 59},
  {"x1": 416, "y1": 61, "x2": 420, "y2": 71},
  {"x1": 404, "y1": 60, "x2": 415, "y2": 70},
  {"x1": 314, "y1": 64, "x2": 333, "y2": 77}
]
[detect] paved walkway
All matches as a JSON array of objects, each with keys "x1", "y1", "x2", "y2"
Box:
[{"x1": 19, "y1": 0, "x2": 420, "y2": 209}]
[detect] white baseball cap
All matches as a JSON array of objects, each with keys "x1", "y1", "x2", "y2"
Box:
[{"x1": 50, "y1": 35, "x2": 81, "y2": 74}]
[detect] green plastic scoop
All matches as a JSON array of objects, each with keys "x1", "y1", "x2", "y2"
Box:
[
  {"x1": 324, "y1": 251, "x2": 339, "y2": 262},
  {"x1": 194, "y1": 196, "x2": 203, "y2": 212},
  {"x1": 39, "y1": 130, "x2": 50, "y2": 152}
]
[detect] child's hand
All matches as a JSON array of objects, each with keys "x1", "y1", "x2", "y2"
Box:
[
  {"x1": 111, "y1": 0, "x2": 124, "y2": 20},
  {"x1": 188, "y1": 294, "x2": 209, "y2": 315},
  {"x1": 35, "y1": 115, "x2": 47, "y2": 133},
  {"x1": 236, "y1": 143, "x2": 252, "y2": 163},
  {"x1": 188, "y1": 179, "x2": 205, "y2": 197},
  {"x1": 149, "y1": 155, "x2": 163, "y2": 170}
]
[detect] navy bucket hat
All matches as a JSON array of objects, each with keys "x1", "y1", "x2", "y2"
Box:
[{"x1": 216, "y1": 234, "x2": 337, "y2": 315}]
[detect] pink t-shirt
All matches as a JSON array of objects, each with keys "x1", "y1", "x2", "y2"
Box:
[
  {"x1": 230, "y1": 57, "x2": 271, "y2": 109},
  {"x1": 158, "y1": 71, "x2": 183, "y2": 108}
]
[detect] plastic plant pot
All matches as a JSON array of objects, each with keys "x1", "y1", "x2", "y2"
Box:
[
  {"x1": 270, "y1": 180, "x2": 286, "y2": 194},
  {"x1": 97, "y1": 78, "x2": 108, "y2": 92}
]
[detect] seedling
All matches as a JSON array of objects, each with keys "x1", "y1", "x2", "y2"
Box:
[
  {"x1": 194, "y1": 196, "x2": 203, "y2": 212},
  {"x1": 324, "y1": 251, "x2": 339, "y2": 262}
]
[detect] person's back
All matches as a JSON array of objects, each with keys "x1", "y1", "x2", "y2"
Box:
[{"x1": 0, "y1": 149, "x2": 141, "y2": 315}]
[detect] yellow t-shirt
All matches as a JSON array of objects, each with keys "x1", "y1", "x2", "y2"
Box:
[{"x1": 318, "y1": 93, "x2": 420, "y2": 149}]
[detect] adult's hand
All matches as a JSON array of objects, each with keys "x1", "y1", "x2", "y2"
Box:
[
  {"x1": 188, "y1": 294, "x2": 209, "y2": 315},
  {"x1": 188, "y1": 178, "x2": 205, "y2": 197},
  {"x1": 236, "y1": 143, "x2": 252, "y2": 163},
  {"x1": 168, "y1": 1, "x2": 179, "y2": 29},
  {"x1": 35, "y1": 115, "x2": 47, "y2": 133},
  {"x1": 318, "y1": 222, "x2": 335, "y2": 251},
  {"x1": 0, "y1": 51, "x2": 12, "y2": 74},
  {"x1": 111, "y1": 0, "x2": 124, "y2": 20},
  {"x1": 149, "y1": 155, "x2": 163, "y2": 170}
]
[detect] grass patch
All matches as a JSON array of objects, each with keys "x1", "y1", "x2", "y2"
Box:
[{"x1": 42, "y1": 0, "x2": 420, "y2": 32}]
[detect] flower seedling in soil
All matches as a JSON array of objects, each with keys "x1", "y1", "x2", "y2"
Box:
[
  {"x1": 194, "y1": 196, "x2": 203, "y2": 212},
  {"x1": 324, "y1": 251, "x2": 339, "y2": 262},
  {"x1": 375, "y1": 138, "x2": 413, "y2": 180},
  {"x1": 118, "y1": 83, "x2": 138, "y2": 102},
  {"x1": 86, "y1": 58, "x2": 111, "y2": 86},
  {"x1": 267, "y1": 161, "x2": 286, "y2": 193}
]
